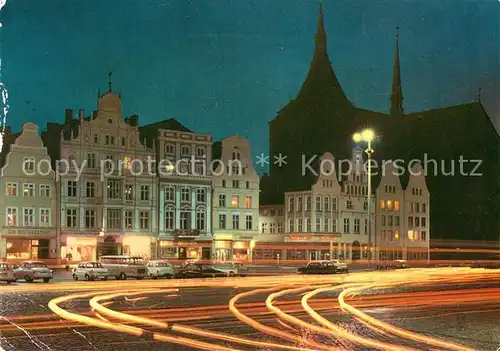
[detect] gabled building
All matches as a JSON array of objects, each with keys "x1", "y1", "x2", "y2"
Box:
[
  {"x1": 262, "y1": 2, "x2": 499, "y2": 243},
  {"x1": 140, "y1": 119, "x2": 213, "y2": 260},
  {"x1": 43, "y1": 81, "x2": 157, "y2": 261},
  {"x1": 0, "y1": 123, "x2": 57, "y2": 263},
  {"x1": 211, "y1": 135, "x2": 259, "y2": 261}
]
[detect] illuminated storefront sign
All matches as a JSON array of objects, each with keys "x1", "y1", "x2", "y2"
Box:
[
  {"x1": 3, "y1": 228, "x2": 52, "y2": 236},
  {"x1": 286, "y1": 234, "x2": 341, "y2": 242}
]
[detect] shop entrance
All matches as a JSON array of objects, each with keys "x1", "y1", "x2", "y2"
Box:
[
  {"x1": 310, "y1": 251, "x2": 317, "y2": 261},
  {"x1": 102, "y1": 237, "x2": 120, "y2": 256},
  {"x1": 179, "y1": 247, "x2": 187, "y2": 259},
  {"x1": 201, "y1": 247, "x2": 211, "y2": 260},
  {"x1": 352, "y1": 241, "x2": 361, "y2": 260}
]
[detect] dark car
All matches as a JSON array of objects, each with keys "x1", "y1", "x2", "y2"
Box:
[
  {"x1": 393, "y1": 260, "x2": 410, "y2": 269},
  {"x1": 175, "y1": 264, "x2": 227, "y2": 278},
  {"x1": 297, "y1": 261, "x2": 339, "y2": 274}
]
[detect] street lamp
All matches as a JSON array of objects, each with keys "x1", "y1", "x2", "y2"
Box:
[{"x1": 353, "y1": 129, "x2": 375, "y2": 268}]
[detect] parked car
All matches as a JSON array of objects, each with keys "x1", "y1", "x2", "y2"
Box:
[
  {"x1": 146, "y1": 260, "x2": 174, "y2": 279},
  {"x1": 393, "y1": 260, "x2": 410, "y2": 269},
  {"x1": 213, "y1": 261, "x2": 249, "y2": 277},
  {"x1": 14, "y1": 261, "x2": 53, "y2": 283},
  {"x1": 72, "y1": 262, "x2": 109, "y2": 281},
  {"x1": 0, "y1": 263, "x2": 16, "y2": 284},
  {"x1": 99, "y1": 255, "x2": 147, "y2": 280},
  {"x1": 297, "y1": 260, "x2": 348, "y2": 274},
  {"x1": 175, "y1": 263, "x2": 227, "y2": 279}
]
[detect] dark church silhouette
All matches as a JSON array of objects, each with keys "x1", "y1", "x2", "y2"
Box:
[{"x1": 261, "y1": 3, "x2": 499, "y2": 242}]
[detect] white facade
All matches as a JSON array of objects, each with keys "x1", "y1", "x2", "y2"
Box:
[
  {"x1": 283, "y1": 151, "x2": 374, "y2": 261},
  {"x1": 0, "y1": 123, "x2": 57, "y2": 261},
  {"x1": 212, "y1": 135, "x2": 259, "y2": 262},
  {"x1": 58, "y1": 90, "x2": 157, "y2": 261},
  {"x1": 154, "y1": 127, "x2": 213, "y2": 260}
]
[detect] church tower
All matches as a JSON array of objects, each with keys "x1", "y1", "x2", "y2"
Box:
[{"x1": 390, "y1": 27, "x2": 404, "y2": 117}]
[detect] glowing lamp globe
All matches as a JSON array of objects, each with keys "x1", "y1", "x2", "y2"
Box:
[
  {"x1": 362, "y1": 129, "x2": 375, "y2": 142},
  {"x1": 352, "y1": 133, "x2": 362, "y2": 143}
]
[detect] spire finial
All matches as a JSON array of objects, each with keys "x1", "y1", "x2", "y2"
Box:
[
  {"x1": 390, "y1": 26, "x2": 404, "y2": 117},
  {"x1": 108, "y1": 71, "x2": 112, "y2": 92},
  {"x1": 396, "y1": 25, "x2": 400, "y2": 38},
  {"x1": 315, "y1": 0, "x2": 327, "y2": 53}
]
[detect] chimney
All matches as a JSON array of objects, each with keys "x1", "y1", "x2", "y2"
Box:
[{"x1": 65, "y1": 109, "x2": 73, "y2": 124}]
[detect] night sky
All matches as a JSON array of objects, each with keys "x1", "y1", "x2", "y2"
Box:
[{"x1": 1, "y1": 0, "x2": 499, "y2": 169}]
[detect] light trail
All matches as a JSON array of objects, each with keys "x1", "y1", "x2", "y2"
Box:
[{"x1": 0, "y1": 0, "x2": 9, "y2": 153}]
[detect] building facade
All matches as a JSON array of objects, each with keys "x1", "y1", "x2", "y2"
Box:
[
  {"x1": 212, "y1": 135, "x2": 260, "y2": 262},
  {"x1": 44, "y1": 88, "x2": 157, "y2": 262},
  {"x1": 141, "y1": 120, "x2": 213, "y2": 260},
  {"x1": 0, "y1": 123, "x2": 57, "y2": 262}
]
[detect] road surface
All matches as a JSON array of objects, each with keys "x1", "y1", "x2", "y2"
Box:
[{"x1": 1, "y1": 267, "x2": 499, "y2": 351}]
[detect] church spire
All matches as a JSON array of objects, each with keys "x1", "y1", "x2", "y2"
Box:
[
  {"x1": 315, "y1": 0, "x2": 327, "y2": 53},
  {"x1": 390, "y1": 27, "x2": 404, "y2": 117}
]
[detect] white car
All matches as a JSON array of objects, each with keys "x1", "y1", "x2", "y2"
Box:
[
  {"x1": 146, "y1": 260, "x2": 174, "y2": 279},
  {"x1": 0, "y1": 263, "x2": 16, "y2": 284},
  {"x1": 72, "y1": 262, "x2": 109, "y2": 281},
  {"x1": 213, "y1": 261, "x2": 249, "y2": 277},
  {"x1": 16, "y1": 261, "x2": 53, "y2": 283},
  {"x1": 329, "y1": 259, "x2": 349, "y2": 273}
]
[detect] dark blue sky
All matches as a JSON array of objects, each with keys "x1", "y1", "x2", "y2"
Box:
[{"x1": 1, "y1": 0, "x2": 499, "y2": 167}]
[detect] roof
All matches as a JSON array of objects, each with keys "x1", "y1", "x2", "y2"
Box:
[{"x1": 140, "y1": 118, "x2": 193, "y2": 133}]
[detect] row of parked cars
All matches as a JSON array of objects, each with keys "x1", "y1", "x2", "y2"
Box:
[{"x1": 71, "y1": 256, "x2": 249, "y2": 281}]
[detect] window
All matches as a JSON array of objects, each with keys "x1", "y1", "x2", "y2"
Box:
[
  {"x1": 422, "y1": 203, "x2": 427, "y2": 213},
  {"x1": 218, "y1": 194, "x2": 226, "y2": 207},
  {"x1": 332, "y1": 198, "x2": 337, "y2": 211},
  {"x1": 363, "y1": 201, "x2": 368, "y2": 211},
  {"x1": 23, "y1": 157, "x2": 35, "y2": 173},
  {"x1": 140, "y1": 185, "x2": 149, "y2": 201},
  {"x1": 87, "y1": 153, "x2": 96, "y2": 168},
  {"x1": 66, "y1": 209, "x2": 77, "y2": 228},
  {"x1": 394, "y1": 200, "x2": 400, "y2": 211},
  {"x1": 305, "y1": 196, "x2": 311, "y2": 211},
  {"x1": 232, "y1": 180, "x2": 239, "y2": 188},
  {"x1": 222, "y1": 180, "x2": 226, "y2": 187},
  {"x1": 421, "y1": 231, "x2": 427, "y2": 241},
  {"x1": 232, "y1": 150, "x2": 240, "y2": 160},
  {"x1": 421, "y1": 217, "x2": 426, "y2": 227},
  {"x1": 196, "y1": 211, "x2": 205, "y2": 230},
  {"x1": 105, "y1": 135, "x2": 115, "y2": 145},
  {"x1": 181, "y1": 187, "x2": 190, "y2": 202},
  {"x1": 125, "y1": 184, "x2": 133, "y2": 200},
  {"x1": 165, "y1": 143, "x2": 175, "y2": 154},
  {"x1": 180, "y1": 212, "x2": 190, "y2": 230},
  {"x1": 380, "y1": 200, "x2": 386, "y2": 210},
  {"x1": 107, "y1": 180, "x2": 121, "y2": 199},
  {"x1": 346, "y1": 200, "x2": 353, "y2": 210},
  {"x1": 121, "y1": 137, "x2": 126, "y2": 146},
  {"x1": 181, "y1": 145, "x2": 190, "y2": 156},
  {"x1": 364, "y1": 219, "x2": 368, "y2": 234},
  {"x1": 381, "y1": 215, "x2": 386, "y2": 226},
  {"x1": 86, "y1": 182, "x2": 95, "y2": 198},
  {"x1": 6, "y1": 183, "x2": 17, "y2": 196},
  {"x1": 269, "y1": 223, "x2": 276, "y2": 233},
  {"x1": 232, "y1": 214, "x2": 239, "y2": 229},
  {"x1": 196, "y1": 147, "x2": 205, "y2": 157},
  {"x1": 289, "y1": 218, "x2": 294, "y2": 232},
  {"x1": 232, "y1": 195, "x2": 239, "y2": 208},
  {"x1": 193, "y1": 188, "x2": 205, "y2": 202},
  {"x1": 324, "y1": 197, "x2": 330, "y2": 211},
  {"x1": 278, "y1": 223, "x2": 284, "y2": 233},
  {"x1": 40, "y1": 208, "x2": 50, "y2": 226},
  {"x1": 219, "y1": 214, "x2": 226, "y2": 229},
  {"x1": 107, "y1": 209, "x2": 122, "y2": 229},
  {"x1": 395, "y1": 216, "x2": 400, "y2": 226},
  {"x1": 23, "y1": 183, "x2": 35, "y2": 197},
  {"x1": 354, "y1": 219, "x2": 360, "y2": 233},
  {"x1": 394, "y1": 230, "x2": 400, "y2": 241},
  {"x1": 343, "y1": 218, "x2": 350, "y2": 233},
  {"x1": 315, "y1": 196, "x2": 321, "y2": 211},
  {"x1": 296, "y1": 196, "x2": 302, "y2": 211},
  {"x1": 297, "y1": 218, "x2": 303, "y2": 232},
  {"x1": 332, "y1": 219, "x2": 337, "y2": 233},
  {"x1": 388, "y1": 215, "x2": 393, "y2": 226},
  {"x1": 67, "y1": 181, "x2": 77, "y2": 197},
  {"x1": 140, "y1": 211, "x2": 149, "y2": 230},
  {"x1": 125, "y1": 211, "x2": 133, "y2": 229},
  {"x1": 123, "y1": 156, "x2": 132, "y2": 171},
  {"x1": 288, "y1": 197, "x2": 294, "y2": 212},
  {"x1": 245, "y1": 196, "x2": 252, "y2": 208},
  {"x1": 245, "y1": 215, "x2": 253, "y2": 230},
  {"x1": 306, "y1": 218, "x2": 311, "y2": 232},
  {"x1": 415, "y1": 203, "x2": 420, "y2": 213},
  {"x1": 23, "y1": 208, "x2": 35, "y2": 226},
  {"x1": 165, "y1": 186, "x2": 174, "y2": 201},
  {"x1": 316, "y1": 218, "x2": 321, "y2": 232},
  {"x1": 6, "y1": 207, "x2": 17, "y2": 226},
  {"x1": 408, "y1": 216, "x2": 413, "y2": 227},
  {"x1": 164, "y1": 210, "x2": 174, "y2": 230},
  {"x1": 94, "y1": 134, "x2": 99, "y2": 144},
  {"x1": 261, "y1": 223, "x2": 268, "y2": 233},
  {"x1": 415, "y1": 217, "x2": 420, "y2": 227},
  {"x1": 246, "y1": 181, "x2": 250, "y2": 189},
  {"x1": 85, "y1": 209, "x2": 96, "y2": 228},
  {"x1": 387, "y1": 200, "x2": 393, "y2": 211}
]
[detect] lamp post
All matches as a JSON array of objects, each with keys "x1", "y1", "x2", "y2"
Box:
[{"x1": 353, "y1": 129, "x2": 375, "y2": 269}]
